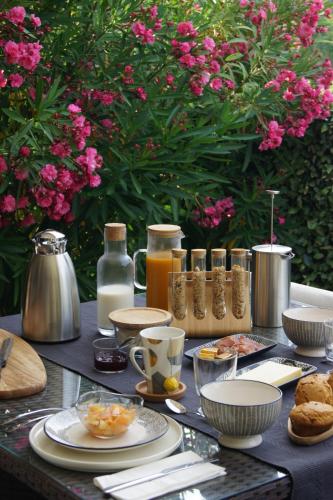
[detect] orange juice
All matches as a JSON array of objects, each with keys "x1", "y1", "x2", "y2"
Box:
[{"x1": 146, "y1": 252, "x2": 180, "y2": 310}]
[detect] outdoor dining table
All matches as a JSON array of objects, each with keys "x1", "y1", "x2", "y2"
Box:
[{"x1": 0, "y1": 296, "x2": 330, "y2": 500}]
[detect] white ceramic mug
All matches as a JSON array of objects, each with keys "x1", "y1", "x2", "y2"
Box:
[{"x1": 130, "y1": 326, "x2": 185, "y2": 394}]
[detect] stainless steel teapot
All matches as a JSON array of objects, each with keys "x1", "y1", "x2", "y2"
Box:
[{"x1": 22, "y1": 229, "x2": 80, "y2": 342}]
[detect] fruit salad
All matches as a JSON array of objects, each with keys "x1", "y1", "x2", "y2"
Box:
[{"x1": 84, "y1": 403, "x2": 136, "y2": 438}]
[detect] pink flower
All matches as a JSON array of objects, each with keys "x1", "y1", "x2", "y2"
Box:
[
  {"x1": 40, "y1": 164, "x2": 57, "y2": 183},
  {"x1": 100, "y1": 118, "x2": 114, "y2": 129},
  {"x1": 4, "y1": 41, "x2": 20, "y2": 65},
  {"x1": 9, "y1": 73, "x2": 24, "y2": 88},
  {"x1": 177, "y1": 21, "x2": 197, "y2": 37},
  {"x1": 56, "y1": 169, "x2": 73, "y2": 190},
  {"x1": 278, "y1": 216, "x2": 286, "y2": 225},
  {"x1": 283, "y1": 89, "x2": 295, "y2": 101},
  {"x1": 50, "y1": 140, "x2": 72, "y2": 158},
  {"x1": 1, "y1": 195, "x2": 16, "y2": 213},
  {"x1": 240, "y1": 0, "x2": 249, "y2": 7},
  {"x1": 165, "y1": 74, "x2": 175, "y2": 85},
  {"x1": 0, "y1": 70, "x2": 7, "y2": 88},
  {"x1": 210, "y1": 77, "x2": 223, "y2": 91},
  {"x1": 6, "y1": 6, "x2": 26, "y2": 25},
  {"x1": 17, "y1": 196, "x2": 29, "y2": 209},
  {"x1": 136, "y1": 87, "x2": 147, "y2": 101},
  {"x1": 14, "y1": 168, "x2": 28, "y2": 180},
  {"x1": 67, "y1": 104, "x2": 81, "y2": 113},
  {"x1": 259, "y1": 120, "x2": 285, "y2": 151},
  {"x1": 21, "y1": 214, "x2": 36, "y2": 227},
  {"x1": 89, "y1": 174, "x2": 101, "y2": 187},
  {"x1": 179, "y1": 42, "x2": 192, "y2": 54},
  {"x1": 210, "y1": 60, "x2": 221, "y2": 73},
  {"x1": 19, "y1": 146, "x2": 31, "y2": 157},
  {"x1": 179, "y1": 54, "x2": 197, "y2": 68},
  {"x1": 203, "y1": 37, "x2": 215, "y2": 52},
  {"x1": 30, "y1": 14, "x2": 41, "y2": 28},
  {"x1": 0, "y1": 156, "x2": 8, "y2": 174},
  {"x1": 34, "y1": 187, "x2": 54, "y2": 208}
]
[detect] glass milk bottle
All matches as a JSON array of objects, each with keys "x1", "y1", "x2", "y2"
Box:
[
  {"x1": 134, "y1": 224, "x2": 183, "y2": 311},
  {"x1": 97, "y1": 223, "x2": 134, "y2": 336}
]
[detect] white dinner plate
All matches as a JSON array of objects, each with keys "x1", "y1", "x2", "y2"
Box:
[
  {"x1": 44, "y1": 407, "x2": 168, "y2": 452},
  {"x1": 29, "y1": 415, "x2": 183, "y2": 472}
]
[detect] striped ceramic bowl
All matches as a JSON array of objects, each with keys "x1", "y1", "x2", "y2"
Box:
[
  {"x1": 200, "y1": 380, "x2": 282, "y2": 449},
  {"x1": 282, "y1": 307, "x2": 333, "y2": 348}
]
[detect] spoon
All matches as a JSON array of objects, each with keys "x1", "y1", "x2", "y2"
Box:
[
  {"x1": 165, "y1": 399, "x2": 202, "y2": 416},
  {"x1": 118, "y1": 337, "x2": 136, "y2": 349}
]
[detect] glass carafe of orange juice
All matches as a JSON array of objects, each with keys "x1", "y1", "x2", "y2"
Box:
[{"x1": 134, "y1": 225, "x2": 184, "y2": 310}]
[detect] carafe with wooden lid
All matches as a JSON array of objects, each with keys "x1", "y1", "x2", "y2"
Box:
[{"x1": 134, "y1": 224, "x2": 184, "y2": 310}]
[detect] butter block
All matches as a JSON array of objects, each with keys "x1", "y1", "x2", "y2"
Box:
[{"x1": 237, "y1": 361, "x2": 302, "y2": 386}]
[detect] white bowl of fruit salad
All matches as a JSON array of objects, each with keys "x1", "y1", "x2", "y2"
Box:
[{"x1": 76, "y1": 391, "x2": 143, "y2": 439}]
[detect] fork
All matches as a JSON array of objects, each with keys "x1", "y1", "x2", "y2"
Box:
[
  {"x1": 3, "y1": 414, "x2": 56, "y2": 433},
  {"x1": 1, "y1": 407, "x2": 65, "y2": 428}
]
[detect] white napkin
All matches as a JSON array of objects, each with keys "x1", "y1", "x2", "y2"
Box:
[{"x1": 94, "y1": 450, "x2": 226, "y2": 500}]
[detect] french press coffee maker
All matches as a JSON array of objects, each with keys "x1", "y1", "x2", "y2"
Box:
[{"x1": 251, "y1": 191, "x2": 295, "y2": 327}]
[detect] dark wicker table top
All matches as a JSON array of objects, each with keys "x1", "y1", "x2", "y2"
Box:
[{"x1": 0, "y1": 298, "x2": 299, "y2": 499}]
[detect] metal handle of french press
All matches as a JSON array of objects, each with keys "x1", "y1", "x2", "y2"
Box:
[{"x1": 266, "y1": 190, "x2": 280, "y2": 250}]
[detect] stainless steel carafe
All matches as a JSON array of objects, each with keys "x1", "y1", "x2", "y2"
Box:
[
  {"x1": 251, "y1": 244, "x2": 294, "y2": 327},
  {"x1": 22, "y1": 230, "x2": 80, "y2": 342},
  {"x1": 251, "y1": 190, "x2": 295, "y2": 327}
]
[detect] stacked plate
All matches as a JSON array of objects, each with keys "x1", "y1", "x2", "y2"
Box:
[{"x1": 29, "y1": 407, "x2": 183, "y2": 472}]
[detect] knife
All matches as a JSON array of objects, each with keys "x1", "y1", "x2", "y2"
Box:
[
  {"x1": 0, "y1": 337, "x2": 14, "y2": 379},
  {"x1": 103, "y1": 458, "x2": 217, "y2": 496}
]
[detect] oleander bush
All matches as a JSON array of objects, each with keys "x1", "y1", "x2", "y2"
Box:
[{"x1": 0, "y1": 0, "x2": 332, "y2": 314}]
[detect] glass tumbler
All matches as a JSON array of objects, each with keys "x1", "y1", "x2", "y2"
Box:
[
  {"x1": 93, "y1": 338, "x2": 128, "y2": 373},
  {"x1": 324, "y1": 319, "x2": 333, "y2": 363},
  {"x1": 193, "y1": 347, "x2": 237, "y2": 414}
]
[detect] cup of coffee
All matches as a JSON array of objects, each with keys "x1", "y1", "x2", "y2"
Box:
[{"x1": 129, "y1": 326, "x2": 185, "y2": 394}]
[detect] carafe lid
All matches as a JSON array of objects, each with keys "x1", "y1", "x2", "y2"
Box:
[
  {"x1": 252, "y1": 244, "x2": 292, "y2": 255},
  {"x1": 148, "y1": 224, "x2": 182, "y2": 238},
  {"x1": 105, "y1": 223, "x2": 126, "y2": 241},
  {"x1": 33, "y1": 229, "x2": 67, "y2": 255}
]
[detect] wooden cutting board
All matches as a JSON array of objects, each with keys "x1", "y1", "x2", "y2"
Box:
[{"x1": 0, "y1": 329, "x2": 47, "y2": 399}]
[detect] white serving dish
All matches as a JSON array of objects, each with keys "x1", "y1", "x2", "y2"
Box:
[
  {"x1": 200, "y1": 380, "x2": 282, "y2": 449},
  {"x1": 282, "y1": 307, "x2": 333, "y2": 357}
]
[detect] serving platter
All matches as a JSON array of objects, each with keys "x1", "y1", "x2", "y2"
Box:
[
  {"x1": 236, "y1": 357, "x2": 317, "y2": 388},
  {"x1": 184, "y1": 334, "x2": 277, "y2": 361},
  {"x1": 30, "y1": 415, "x2": 182, "y2": 472},
  {"x1": 44, "y1": 407, "x2": 169, "y2": 452}
]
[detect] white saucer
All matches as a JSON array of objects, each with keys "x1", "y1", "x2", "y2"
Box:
[{"x1": 29, "y1": 415, "x2": 183, "y2": 472}]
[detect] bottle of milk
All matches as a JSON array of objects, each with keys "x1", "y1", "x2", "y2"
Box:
[{"x1": 97, "y1": 223, "x2": 134, "y2": 336}]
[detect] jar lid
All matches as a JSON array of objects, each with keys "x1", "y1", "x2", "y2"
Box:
[
  {"x1": 191, "y1": 248, "x2": 206, "y2": 258},
  {"x1": 211, "y1": 248, "x2": 226, "y2": 256},
  {"x1": 231, "y1": 248, "x2": 247, "y2": 256},
  {"x1": 172, "y1": 248, "x2": 187, "y2": 258},
  {"x1": 108, "y1": 307, "x2": 173, "y2": 329},
  {"x1": 148, "y1": 224, "x2": 182, "y2": 238},
  {"x1": 252, "y1": 244, "x2": 292, "y2": 254},
  {"x1": 105, "y1": 223, "x2": 126, "y2": 241}
]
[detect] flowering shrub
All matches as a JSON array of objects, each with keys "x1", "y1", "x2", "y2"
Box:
[{"x1": 0, "y1": 0, "x2": 332, "y2": 313}]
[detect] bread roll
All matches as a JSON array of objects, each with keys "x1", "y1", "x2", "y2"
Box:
[
  {"x1": 290, "y1": 401, "x2": 333, "y2": 436},
  {"x1": 295, "y1": 374, "x2": 333, "y2": 406}
]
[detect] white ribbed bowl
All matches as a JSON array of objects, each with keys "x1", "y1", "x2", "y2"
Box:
[
  {"x1": 282, "y1": 307, "x2": 333, "y2": 357},
  {"x1": 200, "y1": 380, "x2": 282, "y2": 449}
]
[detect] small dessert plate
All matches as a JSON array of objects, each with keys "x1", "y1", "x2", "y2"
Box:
[
  {"x1": 288, "y1": 418, "x2": 333, "y2": 445},
  {"x1": 44, "y1": 407, "x2": 169, "y2": 452}
]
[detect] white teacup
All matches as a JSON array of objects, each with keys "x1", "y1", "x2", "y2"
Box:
[{"x1": 130, "y1": 326, "x2": 185, "y2": 394}]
